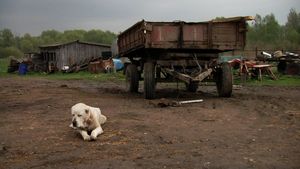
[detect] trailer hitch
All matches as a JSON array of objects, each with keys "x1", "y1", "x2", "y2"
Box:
[{"x1": 162, "y1": 68, "x2": 213, "y2": 84}]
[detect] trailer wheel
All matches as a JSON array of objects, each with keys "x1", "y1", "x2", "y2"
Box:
[
  {"x1": 215, "y1": 63, "x2": 232, "y2": 97},
  {"x1": 185, "y1": 82, "x2": 199, "y2": 92},
  {"x1": 156, "y1": 66, "x2": 161, "y2": 79},
  {"x1": 125, "y1": 64, "x2": 139, "y2": 92},
  {"x1": 144, "y1": 62, "x2": 156, "y2": 99}
]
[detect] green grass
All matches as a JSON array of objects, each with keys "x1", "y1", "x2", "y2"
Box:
[
  {"x1": 20, "y1": 71, "x2": 126, "y2": 82},
  {"x1": 246, "y1": 75, "x2": 300, "y2": 86},
  {"x1": 234, "y1": 73, "x2": 300, "y2": 86},
  {"x1": 1, "y1": 71, "x2": 125, "y2": 82},
  {"x1": 1, "y1": 57, "x2": 299, "y2": 86},
  {"x1": 0, "y1": 57, "x2": 9, "y2": 74}
]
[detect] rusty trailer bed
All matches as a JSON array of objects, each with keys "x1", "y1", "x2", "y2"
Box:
[{"x1": 118, "y1": 16, "x2": 252, "y2": 58}]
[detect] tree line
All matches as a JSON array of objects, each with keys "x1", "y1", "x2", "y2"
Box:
[
  {"x1": 0, "y1": 29, "x2": 117, "y2": 58},
  {"x1": 0, "y1": 8, "x2": 299, "y2": 58},
  {"x1": 246, "y1": 8, "x2": 300, "y2": 50}
]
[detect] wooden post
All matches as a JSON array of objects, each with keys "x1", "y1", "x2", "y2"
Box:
[
  {"x1": 267, "y1": 67, "x2": 277, "y2": 80},
  {"x1": 258, "y1": 68, "x2": 262, "y2": 81},
  {"x1": 255, "y1": 47, "x2": 258, "y2": 58}
]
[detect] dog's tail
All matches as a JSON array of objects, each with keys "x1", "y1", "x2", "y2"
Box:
[
  {"x1": 94, "y1": 107, "x2": 107, "y2": 124},
  {"x1": 100, "y1": 114, "x2": 107, "y2": 124}
]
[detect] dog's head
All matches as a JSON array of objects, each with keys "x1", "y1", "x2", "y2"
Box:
[{"x1": 71, "y1": 103, "x2": 92, "y2": 130}]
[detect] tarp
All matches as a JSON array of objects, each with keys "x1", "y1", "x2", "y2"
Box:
[
  {"x1": 112, "y1": 58, "x2": 124, "y2": 71},
  {"x1": 219, "y1": 55, "x2": 243, "y2": 63}
]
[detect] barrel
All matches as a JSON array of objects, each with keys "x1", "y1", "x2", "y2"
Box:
[
  {"x1": 112, "y1": 58, "x2": 124, "y2": 71},
  {"x1": 18, "y1": 63, "x2": 28, "y2": 75}
]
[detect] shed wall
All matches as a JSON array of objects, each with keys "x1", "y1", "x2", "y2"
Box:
[{"x1": 41, "y1": 41, "x2": 110, "y2": 71}]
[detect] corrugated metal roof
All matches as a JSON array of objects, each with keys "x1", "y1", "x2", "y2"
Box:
[{"x1": 39, "y1": 40, "x2": 111, "y2": 48}]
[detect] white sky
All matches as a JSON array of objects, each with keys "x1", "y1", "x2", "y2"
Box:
[{"x1": 0, "y1": 0, "x2": 299, "y2": 36}]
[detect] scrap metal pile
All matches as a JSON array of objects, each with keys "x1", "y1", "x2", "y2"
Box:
[
  {"x1": 7, "y1": 55, "x2": 122, "y2": 75},
  {"x1": 226, "y1": 50, "x2": 299, "y2": 82},
  {"x1": 228, "y1": 58, "x2": 277, "y2": 81},
  {"x1": 258, "y1": 51, "x2": 300, "y2": 75}
]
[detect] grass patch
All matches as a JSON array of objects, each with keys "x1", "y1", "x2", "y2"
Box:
[
  {"x1": 247, "y1": 75, "x2": 300, "y2": 86},
  {"x1": 4, "y1": 71, "x2": 125, "y2": 82},
  {"x1": 234, "y1": 74, "x2": 300, "y2": 86},
  {"x1": 0, "y1": 57, "x2": 9, "y2": 74}
]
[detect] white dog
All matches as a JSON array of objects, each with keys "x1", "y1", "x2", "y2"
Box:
[{"x1": 70, "y1": 103, "x2": 107, "y2": 141}]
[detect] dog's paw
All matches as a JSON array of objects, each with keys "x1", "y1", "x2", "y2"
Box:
[
  {"x1": 90, "y1": 135, "x2": 97, "y2": 141},
  {"x1": 83, "y1": 135, "x2": 91, "y2": 141}
]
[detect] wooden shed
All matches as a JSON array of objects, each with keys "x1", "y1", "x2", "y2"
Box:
[{"x1": 38, "y1": 40, "x2": 111, "y2": 72}]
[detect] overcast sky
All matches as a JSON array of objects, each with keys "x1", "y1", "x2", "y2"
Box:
[{"x1": 0, "y1": 0, "x2": 299, "y2": 36}]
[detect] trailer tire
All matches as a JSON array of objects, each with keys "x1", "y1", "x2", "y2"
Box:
[
  {"x1": 125, "y1": 64, "x2": 139, "y2": 93},
  {"x1": 216, "y1": 62, "x2": 232, "y2": 97},
  {"x1": 156, "y1": 66, "x2": 161, "y2": 79},
  {"x1": 144, "y1": 62, "x2": 156, "y2": 99},
  {"x1": 185, "y1": 82, "x2": 199, "y2": 92}
]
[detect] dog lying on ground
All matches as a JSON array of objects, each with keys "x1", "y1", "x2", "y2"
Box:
[{"x1": 70, "y1": 103, "x2": 107, "y2": 141}]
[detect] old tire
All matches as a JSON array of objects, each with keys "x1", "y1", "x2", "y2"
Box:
[
  {"x1": 286, "y1": 63, "x2": 300, "y2": 75},
  {"x1": 277, "y1": 61, "x2": 287, "y2": 74},
  {"x1": 7, "y1": 66, "x2": 16, "y2": 73},
  {"x1": 215, "y1": 63, "x2": 232, "y2": 97},
  {"x1": 125, "y1": 64, "x2": 139, "y2": 92},
  {"x1": 185, "y1": 82, "x2": 199, "y2": 92},
  {"x1": 144, "y1": 62, "x2": 156, "y2": 99}
]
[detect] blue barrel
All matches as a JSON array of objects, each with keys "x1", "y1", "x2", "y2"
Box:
[
  {"x1": 112, "y1": 58, "x2": 124, "y2": 71},
  {"x1": 18, "y1": 63, "x2": 28, "y2": 75}
]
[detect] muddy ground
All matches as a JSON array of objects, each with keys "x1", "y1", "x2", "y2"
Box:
[{"x1": 0, "y1": 76, "x2": 299, "y2": 169}]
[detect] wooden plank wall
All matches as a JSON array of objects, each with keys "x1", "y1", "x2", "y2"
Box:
[{"x1": 48, "y1": 42, "x2": 110, "y2": 70}]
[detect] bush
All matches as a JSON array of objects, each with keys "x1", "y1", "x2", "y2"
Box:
[
  {"x1": 0, "y1": 46, "x2": 23, "y2": 58},
  {"x1": 0, "y1": 57, "x2": 10, "y2": 73}
]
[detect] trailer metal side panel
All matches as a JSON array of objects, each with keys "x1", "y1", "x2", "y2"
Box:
[
  {"x1": 182, "y1": 24, "x2": 208, "y2": 47},
  {"x1": 118, "y1": 17, "x2": 250, "y2": 57}
]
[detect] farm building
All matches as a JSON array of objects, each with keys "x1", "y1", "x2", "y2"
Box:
[{"x1": 35, "y1": 40, "x2": 111, "y2": 72}]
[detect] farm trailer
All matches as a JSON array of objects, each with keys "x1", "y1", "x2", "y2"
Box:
[{"x1": 118, "y1": 16, "x2": 253, "y2": 99}]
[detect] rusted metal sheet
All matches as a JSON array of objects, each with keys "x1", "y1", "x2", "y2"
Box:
[
  {"x1": 88, "y1": 61, "x2": 103, "y2": 73},
  {"x1": 118, "y1": 17, "x2": 252, "y2": 57},
  {"x1": 88, "y1": 59, "x2": 114, "y2": 73}
]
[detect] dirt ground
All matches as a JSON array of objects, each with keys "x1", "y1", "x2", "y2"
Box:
[{"x1": 0, "y1": 76, "x2": 299, "y2": 169}]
